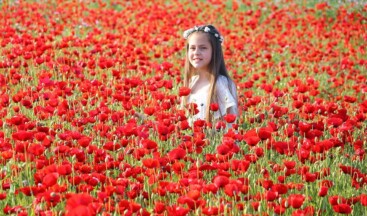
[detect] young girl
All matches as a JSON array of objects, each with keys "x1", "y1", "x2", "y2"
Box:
[{"x1": 181, "y1": 24, "x2": 239, "y2": 127}]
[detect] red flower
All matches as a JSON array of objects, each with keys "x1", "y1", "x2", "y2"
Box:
[
  {"x1": 180, "y1": 120, "x2": 190, "y2": 130},
  {"x1": 244, "y1": 135, "x2": 260, "y2": 146},
  {"x1": 213, "y1": 175, "x2": 229, "y2": 188},
  {"x1": 272, "y1": 183, "x2": 288, "y2": 195},
  {"x1": 283, "y1": 160, "x2": 296, "y2": 169},
  {"x1": 257, "y1": 127, "x2": 272, "y2": 140},
  {"x1": 327, "y1": 117, "x2": 343, "y2": 127},
  {"x1": 360, "y1": 194, "x2": 367, "y2": 206},
  {"x1": 166, "y1": 205, "x2": 190, "y2": 216},
  {"x1": 243, "y1": 129, "x2": 260, "y2": 146},
  {"x1": 344, "y1": 95, "x2": 356, "y2": 103},
  {"x1": 224, "y1": 114, "x2": 236, "y2": 123},
  {"x1": 224, "y1": 183, "x2": 239, "y2": 197},
  {"x1": 154, "y1": 201, "x2": 166, "y2": 214},
  {"x1": 288, "y1": 194, "x2": 305, "y2": 209},
  {"x1": 143, "y1": 106, "x2": 155, "y2": 116},
  {"x1": 156, "y1": 123, "x2": 169, "y2": 136},
  {"x1": 210, "y1": 103, "x2": 219, "y2": 111},
  {"x1": 42, "y1": 172, "x2": 59, "y2": 187},
  {"x1": 58, "y1": 164, "x2": 72, "y2": 175},
  {"x1": 265, "y1": 190, "x2": 278, "y2": 201},
  {"x1": 261, "y1": 179, "x2": 273, "y2": 190},
  {"x1": 333, "y1": 204, "x2": 352, "y2": 214},
  {"x1": 217, "y1": 144, "x2": 231, "y2": 155},
  {"x1": 202, "y1": 206, "x2": 219, "y2": 215},
  {"x1": 298, "y1": 121, "x2": 312, "y2": 133},
  {"x1": 0, "y1": 192, "x2": 6, "y2": 200},
  {"x1": 12, "y1": 130, "x2": 34, "y2": 141},
  {"x1": 179, "y1": 87, "x2": 191, "y2": 96},
  {"x1": 78, "y1": 136, "x2": 92, "y2": 148},
  {"x1": 329, "y1": 195, "x2": 346, "y2": 206},
  {"x1": 142, "y1": 158, "x2": 160, "y2": 169},
  {"x1": 168, "y1": 148, "x2": 186, "y2": 161},
  {"x1": 66, "y1": 193, "x2": 94, "y2": 214},
  {"x1": 28, "y1": 143, "x2": 45, "y2": 156},
  {"x1": 141, "y1": 139, "x2": 158, "y2": 150},
  {"x1": 303, "y1": 172, "x2": 317, "y2": 182},
  {"x1": 187, "y1": 189, "x2": 201, "y2": 200},
  {"x1": 318, "y1": 186, "x2": 329, "y2": 197}
]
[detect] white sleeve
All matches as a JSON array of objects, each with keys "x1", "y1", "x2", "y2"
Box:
[{"x1": 215, "y1": 76, "x2": 238, "y2": 119}]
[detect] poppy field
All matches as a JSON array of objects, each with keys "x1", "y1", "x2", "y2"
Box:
[{"x1": 1, "y1": 0, "x2": 367, "y2": 215}]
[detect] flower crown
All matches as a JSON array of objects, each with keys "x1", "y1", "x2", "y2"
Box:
[{"x1": 183, "y1": 25, "x2": 224, "y2": 43}]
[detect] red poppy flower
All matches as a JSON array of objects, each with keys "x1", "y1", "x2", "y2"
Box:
[
  {"x1": 12, "y1": 130, "x2": 34, "y2": 141},
  {"x1": 224, "y1": 183, "x2": 239, "y2": 197},
  {"x1": 167, "y1": 148, "x2": 186, "y2": 161},
  {"x1": 333, "y1": 203, "x2": 352, "y2": 214},
  {"x1": 257, "y1": 127, "x2": 272, "y2": 140},
  {"x1": 178, "y1": 87, "x2": 191, "y2": 96},
  {"x1": 329, "y1": 195, "x2": 346, "y2": 206},
  {"x1": 42, "y1": 172, "x2": 59, "y2": 187},
  {"x1": 77, "y1": 136, "x2": 92, "y2": 148},
  {"x1": 0, "y1": 192, "x2": 6, "y2": 200},
  {"x1": 217, "y1": 144, "x2": 231, "y2": 155},
  {"x1": 215, "y1": 121, "x2": 226, "y2": 130},
  {"x1": 143, "y1": 106, "x2": 155, "y2": 116},
  {"x1": 58, "y1": 164, "x2": 72, "y2": 176},
  {"x1": 213, "y1": 175, "x2": 230, "y2": 188},
  {"x1": 360, "y1": 194, "x2": 367, "y2": 206},
  {"x1": 187, "y1": 189, "x2": 201, "y2": 200},
  {"x1": 224, "y1": 114, "x2": 236, "y2": 123},
  {"x1": 203, "y1": 183, "x2": 218, "y2": 194},
  {"x1": 327, "y1": 117, "x2": 343, "y2": 127},
  {"x1": 28, "y1": 143, "x2": 45, "y2": 156},
  {"x1": 288, "y1": 194, "x2": 305, "y2": 209},
  {"x1": 202, "y1": 206, "x2": 219, "y2": 215},
  {"x1": 156, "y1": 123, "x2": 169, "y2": 136},
  {"x1": 298, "y1": 121, "x2": 312, "y2": 133},
  {"x1": 154, "y1": 201, "x2": 166, "y2": 214},
  {"x1": 210, "y1": 103, "x2": 219, "y2": 111},
  {"x1": 166, "y1": 205, "x2": 190, "y2": 216},
  {"x1": 283, "y1": 160, "x2": 296, "y2": 169},
  {"x1": 265, "y1": 190, "x2": 278, "y2": 201},
  {"x1": 142, "y1": 158, "x2": 160, "y2": 169}
]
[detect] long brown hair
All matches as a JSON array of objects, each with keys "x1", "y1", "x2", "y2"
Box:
[{"x1": 182, "y1": 25, "x2": 236, "y2": 123}]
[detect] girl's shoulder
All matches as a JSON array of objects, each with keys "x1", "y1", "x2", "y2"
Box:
[
  {"x1": 217, "y1": 75, "x2": 228, "y2": 82},
  {"x1": 217, "y1": 75, "x2": 235, "y2": 86},
  {"x1": 216, "y1": 75, "x2": 237, "y2": 97}
]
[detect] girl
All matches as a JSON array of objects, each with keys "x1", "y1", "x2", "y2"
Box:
[{"x1": 181, "y1": 24, "x2": 239, "y2": 127}]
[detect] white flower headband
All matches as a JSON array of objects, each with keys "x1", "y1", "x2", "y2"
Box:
[{"x1": 183, "y1": 25, "x2": 224, "y2": 43}]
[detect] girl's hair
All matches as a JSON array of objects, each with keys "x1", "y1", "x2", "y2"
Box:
[{"x1": 182, "y1": 24, "x2": 236, "y2": 123}]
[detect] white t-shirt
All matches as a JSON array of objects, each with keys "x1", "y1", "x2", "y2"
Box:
[{"x1": 188, "y1": 75, "x2": 238, "y2": 122}]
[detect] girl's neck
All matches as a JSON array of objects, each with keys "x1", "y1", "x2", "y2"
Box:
[{"x1": 197, "y1": 69, "x2": 211, "y2": 81}]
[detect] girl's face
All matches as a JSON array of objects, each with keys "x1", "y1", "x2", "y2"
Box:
[{"x1": 188, "y1": 32, "x2": 212, "y2": 72}]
